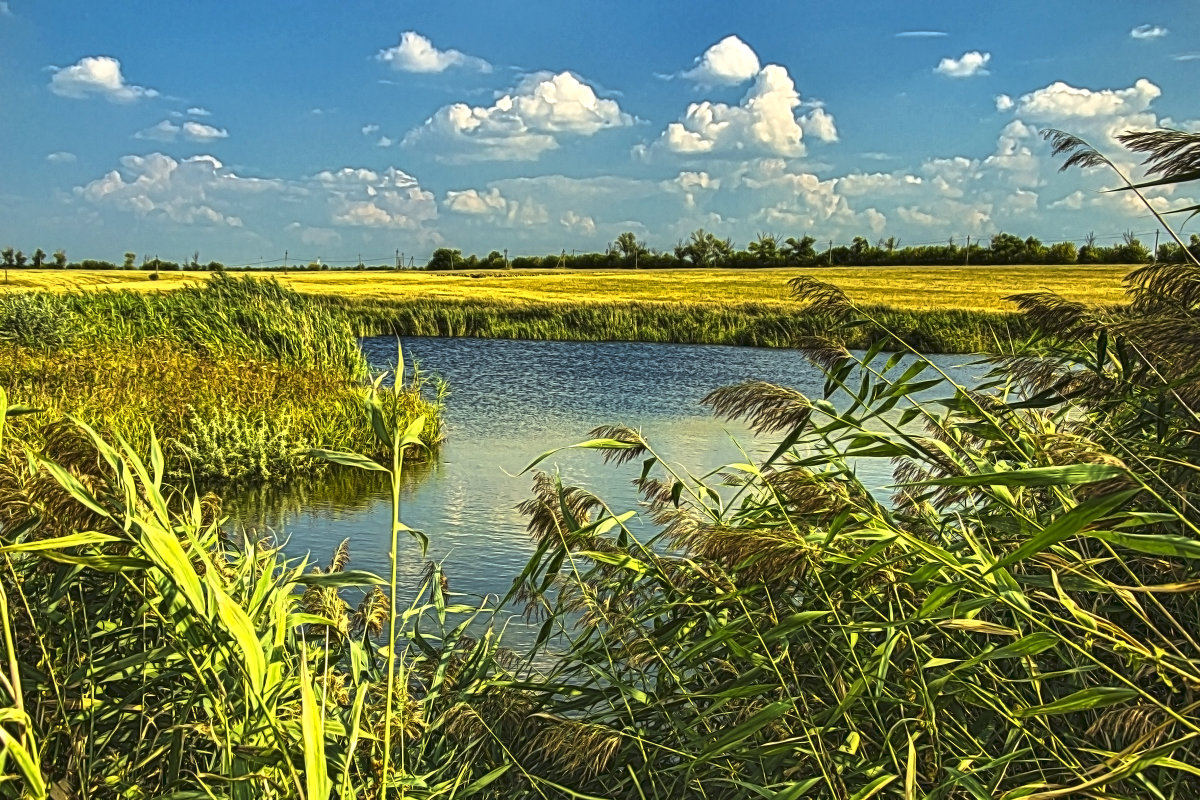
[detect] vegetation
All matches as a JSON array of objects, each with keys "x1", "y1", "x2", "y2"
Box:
[
  {"x1": 1, "y1": 128, "x2": 1198, "y2": 798},
  {"x1": 0, "y1": 274, "x2": 442, "y2": 485}
]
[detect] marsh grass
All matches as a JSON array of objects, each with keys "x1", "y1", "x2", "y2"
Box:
[
  {"x1": 317, "y1": 295, "x2": 1035, "y2": 354},
  {"x1": 0, "y1": 275, "x2": 442, "y2": 485}
]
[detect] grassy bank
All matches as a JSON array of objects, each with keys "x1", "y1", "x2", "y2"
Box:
[
  {"x1": 0, "y1": 275, "x2": 442, "y2": 485},
  {"x1": 317, "y1": 294, "x2": 1034, "y2": 353},
  {"x1": 0, "y1": 265, "x2": 1133, "y2": 355}
]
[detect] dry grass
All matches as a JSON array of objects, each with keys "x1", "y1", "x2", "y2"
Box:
[{"x1": 0, "y1": 264, "x2": 1131, "y2": 311}]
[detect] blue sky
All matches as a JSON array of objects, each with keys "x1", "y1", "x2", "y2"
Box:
[{"x1": 1, "y1": 1, "x2": 1197, "y2": 265}]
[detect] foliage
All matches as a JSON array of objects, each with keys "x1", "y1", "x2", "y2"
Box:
[{"x1": 0, "y1": 275, "x2": 443, "y2": 483}]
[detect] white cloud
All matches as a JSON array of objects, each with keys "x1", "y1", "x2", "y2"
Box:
[
  {"x1": 934, "y1": 51, "x2": 991, "y2": 78},
  {"x1": 682, "y1": 35, "x2": 761, "y2": 86},
  {"x1": 134, "y1": 120, "x2": 181, "y2": 141},
  {"x1": 377, "y1": 136, "x2": 394, "y2": 147},
  {"x1": 405, "y1": 71, "x2": 632, "y2": 162},
  {"x1": 76, "y1": 152, "x2": 274, "y2": 226},
  {"x1": 362, "y1": 124, "x2": 380, "y2": 135},
  {"x1": 376, "y1": 31, "x2": 490, "y2": 73},
  {"x1": 442, "y1": 187, "x2": 549, "y2": 226},
  {"x1": 560, "y1": 210, "x2": 596, "y2": 235},
  {"x1": 134, "y1": 119, "x2": 228, "y2": 142},
  {"x1": 46, "y1": 151, "x2": 77, "y2": 164},
  {"x1": 1012, "y1": 78, "x2": 1159, "y2": 120},
  {"x1": 0, "y1": 3, "x2": 12, "y2": 17},
  {"x1": 1130, "y1": 24, "x2": 1168, "y2": 40},
  {"x1": 444, "y1": 187, "x2": 509, "y2": 215},
  {"x1": 1049, "y1": 190, "x2": 1086, "y2": 210},
  {"x1": 895, "y1": 30, "x2": 947, "y2": 38},
  {"x1": 314, "y1": 166, "x2": 438, "y2": 229},
  {"x1": 49, "y1": 56, "x2": 158, "y2": 102},
  {"x1": 657, "y1": 64, "x2": 833, "y2": 157},
  {"x1": 182, "y1": 121, "x2": 228, "y2": 141},
  {"x1": 186, "y1": 106, "x2": 211, "y2": 116},
  {"x1": 995, "y1": 94, "x2": 1014, "y2": 112},
  {"x1": 800, "y1": 106, "x2": 839, "y2": 142}
]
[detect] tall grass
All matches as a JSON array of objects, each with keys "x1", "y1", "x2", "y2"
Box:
[
  {"x1": 317, "y1": 295, "x2": 1034, "y2": 354},
  {"x1": 0, "y1": 274, "x2": 443, "y2": 485}
]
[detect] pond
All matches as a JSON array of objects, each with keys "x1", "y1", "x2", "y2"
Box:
[{"x1": 226, "y1": 336, "x2": 987, "y2": 645}]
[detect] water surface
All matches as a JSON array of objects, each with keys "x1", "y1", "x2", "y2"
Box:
[{"x1": 229, "y1": 337, "x2": 984, "y2": 641}]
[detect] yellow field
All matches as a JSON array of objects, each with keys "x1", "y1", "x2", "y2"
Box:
[{"x1": 0, "y1": 264, "x2": 1133, "y2": 312}]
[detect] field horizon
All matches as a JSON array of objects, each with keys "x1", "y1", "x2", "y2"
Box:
[{"x1": 0, "y1": 263, "x2": 1131, "y2": 312}]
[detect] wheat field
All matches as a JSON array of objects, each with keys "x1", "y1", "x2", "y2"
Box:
[{"x1": 0, "y1": 264, "x2": 1131, "y2": 311}]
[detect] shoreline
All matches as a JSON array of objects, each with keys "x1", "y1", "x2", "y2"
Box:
[{"x1": 322, "y1": 295, "x2": 1038, "y2": 355}]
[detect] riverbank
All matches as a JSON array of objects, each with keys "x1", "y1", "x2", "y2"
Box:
[
  {"x1": 0, "y1": 264, "x2": 1131, "y2": 355},
  {"x1": 321, "y1": 295, "x2": 1031, "y2": 353},
  {"x1": 0, "y1": 274, "x2": 442, "y2": 484}
]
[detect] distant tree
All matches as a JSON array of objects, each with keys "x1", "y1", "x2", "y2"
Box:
[
  {"x1": 428, "y1": 248, "x2": 464, "y2": 270},
  {"x1": 675, "y1": 228, "x2": 733, "y2": 267},
  {"x1": 0, "y1": 249, "x2": 13, "y2": 269},
  {"x1": 31, "y1": 248, "x2": 45, "y2": 268},
  {"x1": 781, "y1": 235, "x2": 817, "y2": 266},
  {"x1": 13, "y1": 251, "x2": 26, "y2": 269},
  {"x1": 486, "y1": 250, "x2": 505, "y2": 267},
  {"x1": 52, "y1": 250, "x2": 67, "y2": 268},
  {"x1": 746, "y1": 233, "x2": 781, "y2": 264},
  {"x1": 123, "y1": 252, "x2": 137, "y2": 269},
  {"x1": 614, "y1": 232, "x2": 647, "y2": 259}
]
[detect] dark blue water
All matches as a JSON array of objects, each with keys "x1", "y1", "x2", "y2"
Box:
[{"x1": 229, "y1": 337, "x2": 984, "y2": 642}]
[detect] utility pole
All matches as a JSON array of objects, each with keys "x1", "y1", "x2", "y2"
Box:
[
  {"x1": 1154, "y1": 229, "x2": 1160, "y2": 262},
  {"x1": 634, "y1": 248, "x2": 638, "y2": 270},
  {"x1": 827, "y1": 240, "x2": 833, "y2": 267},
  {"x1": 396, "y1": 249, "x2": 400, "y2": 270},
  {"x1": 503, "y1": 248, "x2": 509, "y2": 269},
  {"x1": 284, "y1": 250, "x2": 288, "y2": 271},
  {"x1": 965, "y1": 235, "x2": 970, "y2": 267}
]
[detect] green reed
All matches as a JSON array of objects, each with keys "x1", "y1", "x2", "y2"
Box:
[{"x1": 313, "y1": 295, "x2": 1035, "y2": 355}]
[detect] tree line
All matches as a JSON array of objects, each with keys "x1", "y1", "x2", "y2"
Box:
[
  {"x1": 430, "y1": 229, "x2": 1200, "y2": 270},
  {"x1": 5, "y1": 229, "x2": 1198, "y2": 274}
]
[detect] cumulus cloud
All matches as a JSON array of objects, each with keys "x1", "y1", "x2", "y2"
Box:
[
  {"x1": 934, "y1": 51, "x2": 991, "y2": 78},
  {"x1": 1012, "y1": 78, "x2": 1160, "y2": 120},
  {"x1": 682, "y1": 35, "x2": 761, "y2": 86},
  {"x1": 46, "y1": 151, "x2": 77, "y2": 164},
  {"x1": 656, "y1": 64, "x2": 835, "y2": 157},
  {"x1": 134, "y1": 119, "x2": 229, "y2": 142},
  {"x1": 75, "y1": 152, "x2": 443, "y2": 241},
  {"x1": 376, "y1": 31, "x2": 490, "y2": 73},
  {"x1": 186, "y1": 106, "x2": 211, "y2": 116},
  {"x1": 404, "y1": 71, "x2": 632, "y2": 162},
  {"x1": 313, "y1": 166, "x2": 438, "y2": 229},
  {"x1": 50, "y1": 56, "x2": 159, "y2": 102},
  {"x1": 560, "y1": 210, "x2": 596, "y2": 235},
  {"x1": 183, "y1": 121, "x2": 228, "y2": 141},
  {"x1": 75, "y1": 153, "x2": 276, "y2": 226},
  {"x1": 362, "y1": 124, "x2": 380, "y2": 135},
  {"x1": 1131, "y1": 24, "x2": 1168, "y2": 40},
  {"x1": 995, "y1": 94, "x2": 1014, "y2": 112},
  {"x1": 443, "y1": 187, "x2": 549, "y2": 226}
]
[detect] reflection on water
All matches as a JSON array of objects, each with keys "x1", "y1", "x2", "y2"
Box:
[{"x1": 226, "y1": 337, "x2": 986, "y2": 647}]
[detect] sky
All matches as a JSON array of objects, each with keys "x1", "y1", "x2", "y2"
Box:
[{"x1": 1, "y1": 1, "x2": 1198, "y2": 266}]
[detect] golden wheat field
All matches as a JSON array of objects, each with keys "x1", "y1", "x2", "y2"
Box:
[{"x1": 0, "y1": 264, "x2": 1132, "y2": 311}]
